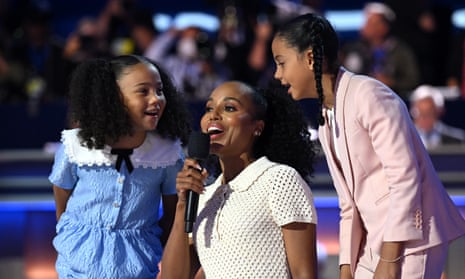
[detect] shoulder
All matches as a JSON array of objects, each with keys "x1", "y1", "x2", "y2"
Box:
[
  {"x1": 260, "y1": 159, "x2": 305, "y2": 185},
  {"x1": 340, "y1": 71, "x2": 399, "y2": 104},
  {"x1": 60, "y1": 128, "x2": 114, "y2": 167}
]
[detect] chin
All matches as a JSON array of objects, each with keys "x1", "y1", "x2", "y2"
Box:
[{"x1": 291, "y1": 91, "x2": 306, "y2": 101}]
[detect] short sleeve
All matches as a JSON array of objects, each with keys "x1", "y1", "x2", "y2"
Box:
[
  {"x1": 267, "y1": 166, "x2": 317, "y2": 226},
  {"x1": 160, "y1": 158, "x2": 183, "y2": 195},
  {"x1": 48, "y1": 143, "x2": 78, "y2": 190}
]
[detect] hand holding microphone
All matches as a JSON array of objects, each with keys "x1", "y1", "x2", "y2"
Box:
[{"x1": 184, "y1": 131, "x2": 210, "y2": 233}]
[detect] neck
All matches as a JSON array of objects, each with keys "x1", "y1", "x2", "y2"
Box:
[
  {"x1": 321, "y1": 73, "x2": 336, "y2": 109},
  {"x1": 220, "y1": 154, "x2": 256, "y2": 184}
]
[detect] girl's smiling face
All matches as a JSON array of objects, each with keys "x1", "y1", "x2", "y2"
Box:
[
  {"x1": 200, "y1": 82, "x2": 264, "y2": 158},
  {"x1": 117, "y1": 62, "x2": 166, "y2": 133}
]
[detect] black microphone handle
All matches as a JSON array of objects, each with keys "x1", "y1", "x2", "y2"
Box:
[{"x1": 185, "y1": 189, "x2": 199, "y2": 233}]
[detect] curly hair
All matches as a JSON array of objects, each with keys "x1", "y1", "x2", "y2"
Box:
[
  {"x1": 202, "y1": 83, "x2": 318, "y2": 183},
  {"x1": 67, "y1": 55, "x2": 191, "y2": 149},
  {"x1": 252, "y1": 84, "x2": 318, "y2": 181},
  {"x1": 274, "y1": 13, "x2": 340, "y2": 126}
]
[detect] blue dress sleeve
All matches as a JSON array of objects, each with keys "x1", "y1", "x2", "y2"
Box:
[
  {"x1": 161, "y1": 158, "x2": 183, "y2": 195},
  {"x1": 48, "y1": 143, "x2": 78, "y2": 190}
]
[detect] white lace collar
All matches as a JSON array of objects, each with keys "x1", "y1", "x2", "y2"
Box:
[{"x1": 61, "y1": 128, "x2": 183, "y2": 169}]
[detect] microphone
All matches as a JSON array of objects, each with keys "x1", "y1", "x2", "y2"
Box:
[{"x1": 185, "y1": 131, "x2": 210, "y2": 233}]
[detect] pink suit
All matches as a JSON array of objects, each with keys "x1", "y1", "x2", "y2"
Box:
[{"x1": 318, "y1": 68, "x2": 465, "y2": 275}]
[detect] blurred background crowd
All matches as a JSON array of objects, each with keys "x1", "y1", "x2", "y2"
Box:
[{"x1": 0, "y1": 0, "x2": 465, "y2": 149}]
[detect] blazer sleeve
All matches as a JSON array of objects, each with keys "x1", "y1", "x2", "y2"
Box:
[
  {"x1": 338, "y1": 193, "x2": 353, "y2": 265},
  {"x1": 351, "y1": 78, "x2": 423, "y2": 241}
]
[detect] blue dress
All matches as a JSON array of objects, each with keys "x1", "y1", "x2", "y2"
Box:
[{"x1": 49, "y1": 129, "x2": 184, "y2": 279}]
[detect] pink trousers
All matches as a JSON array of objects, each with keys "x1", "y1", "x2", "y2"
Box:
[{"x1": 354, "y1": 242, "x2": 448, "y2": 279}]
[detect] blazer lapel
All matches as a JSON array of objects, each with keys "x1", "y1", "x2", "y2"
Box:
[
  {"x1": 318, "y1": 110, "x2": 351, "y2": 203},
  {"x1": 335, "y1": 69, "x2": 356, "y2": 196},
  {"x1": 335, "y1": 69, "x2": 365, "y2": 276}
]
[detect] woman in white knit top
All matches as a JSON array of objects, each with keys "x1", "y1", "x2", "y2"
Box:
[{"x1": 161, "y1": 81, "x2": 320, "y2": 279}]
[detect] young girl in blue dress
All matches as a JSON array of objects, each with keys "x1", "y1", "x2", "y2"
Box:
[{"x1": 49, "y1": 54, "x2": 191, "y2": 278}]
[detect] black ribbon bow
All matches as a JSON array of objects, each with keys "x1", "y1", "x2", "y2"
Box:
[{"x1": 111, "y1": 148, "x2": 134, "y2": 173}]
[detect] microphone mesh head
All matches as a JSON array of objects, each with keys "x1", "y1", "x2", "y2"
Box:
[{"x1": 188, "y1": 131, "x2": 210, "y2": 159}]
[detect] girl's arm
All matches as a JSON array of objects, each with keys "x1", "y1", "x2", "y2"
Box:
[
  {"x1": 282, "y1": 222, "x2": 318, "y2": 279},
  {"x1": 159, "y1": 194, "x2": 177, "y2": 246},
  {"x1": 52, "y1": 185, "x2": 73, "y2": 221}
]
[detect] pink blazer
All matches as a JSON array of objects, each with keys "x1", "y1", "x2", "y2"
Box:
[{"x1": 318, "y1": 68, "x2": 465, "y2": 275}]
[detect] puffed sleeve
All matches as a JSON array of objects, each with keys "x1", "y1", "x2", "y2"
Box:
[
  {"x1": 48, "y1": 143, "x2": 78, "y2": 190},
  {"x1": 161, "y1": 157, "x2": 184, "y2": 195}
]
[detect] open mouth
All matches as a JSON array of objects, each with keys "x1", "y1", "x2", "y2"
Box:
[
  {"x1": 207, "y1": 126, "x2": 223, "y2": 135},
  {"x1": 145, "y1": 111, "x2": 159, "y2": 117}
]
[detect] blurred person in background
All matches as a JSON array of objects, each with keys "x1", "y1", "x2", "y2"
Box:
[
  {"x1": 95, "y1": 0, "x2": 137, "y2": 56},
  {"x1": 410, "y1": 84, "x2": 465, "y2": 150},
  {"x1": 0, "y1": 1, "x2": 68, "y2": 108},
  {"x1": 340, "y1": 2, "x2": 420, "y2": 99},
  {"x1": 386, "y1": 0, "x2": 454, "y2": 86},
  {"x1": 147, "y1": 24, "x2": 228, "y2": 101},
  {"x1": 62, "y1": 16, "x2": 111, "y2": 68},
  {"x1": 128, "y1": 8, "x2": 159, "y2": 57},
  {"x1": 446, "y1": 28, "x2": 465, "y2": 99}
]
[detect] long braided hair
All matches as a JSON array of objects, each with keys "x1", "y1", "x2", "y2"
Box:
[{"x1": 274, "y1": 13, "x2": 340, "y2": 126}]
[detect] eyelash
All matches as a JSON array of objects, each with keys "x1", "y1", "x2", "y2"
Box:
[
  {"x1": 224, "y1": 105, "x2": 236, "y2": 112},
  {"x1": 137, "y1": 87, "x2": 163, "y2": 96},
  {"x1": 138, "y1": 88, "x2": 149, "y2": 95},
  {"x1": 205, "y1": 105, "x2": 237, "y2": 112}
]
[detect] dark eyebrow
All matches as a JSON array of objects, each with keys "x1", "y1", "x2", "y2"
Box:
[
  {"x1": 222, "y1": 97, "x2": 242, "y2": 104},
  {"x1": 135, "y1": 81, "x2": 155, "y2": 87},
  {"x1": 206, "y1": 96, "x2": 243, "y2": 105}
]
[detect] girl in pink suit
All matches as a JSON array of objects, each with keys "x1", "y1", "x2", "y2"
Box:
[{"x1": 271, "y1": 13, "x2": 465, "y2": 279}]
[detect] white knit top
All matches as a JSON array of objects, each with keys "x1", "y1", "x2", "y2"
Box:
[{"x1": 193, "y1": 156, "x2": 317, "y2": 278}]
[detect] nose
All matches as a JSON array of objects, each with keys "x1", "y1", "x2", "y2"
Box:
[
  {"x1": 148, "y1": 89, "x2": 161, "y2": 102},
  {"x1": 273, "y1": 67, "x2": 282, "y2": 81},
  {"x1": 207, "y1": 107, "x2": 221, "y2": 121}
]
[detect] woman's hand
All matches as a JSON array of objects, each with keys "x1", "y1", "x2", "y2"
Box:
[{"x1": 175, "y1": 158, "x2": 208, "y2": 203}]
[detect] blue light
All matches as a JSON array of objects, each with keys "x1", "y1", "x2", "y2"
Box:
[
  {"x1": 153, "y1": 12, "x2": 220, "y2": 32},
  {"x1": 0, "y1": 200, "x2": 55, "y2": 212},
  {"x1": 0, "y1": 195, "x2": 464, "y2": 212},
  {"x1": 324, "y1": 10, "x2": 364, "y2": 32},
  {"x1": 153, "y1": 13, "x2": 173, "y2": 32},
  {"x1": 452, "y1": 8, "x2": 465, "y2": 29}
]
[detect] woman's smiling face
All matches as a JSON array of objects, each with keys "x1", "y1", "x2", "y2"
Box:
[{"x1": 200, "y1": 81, "x2": 264, "y2": 158}]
